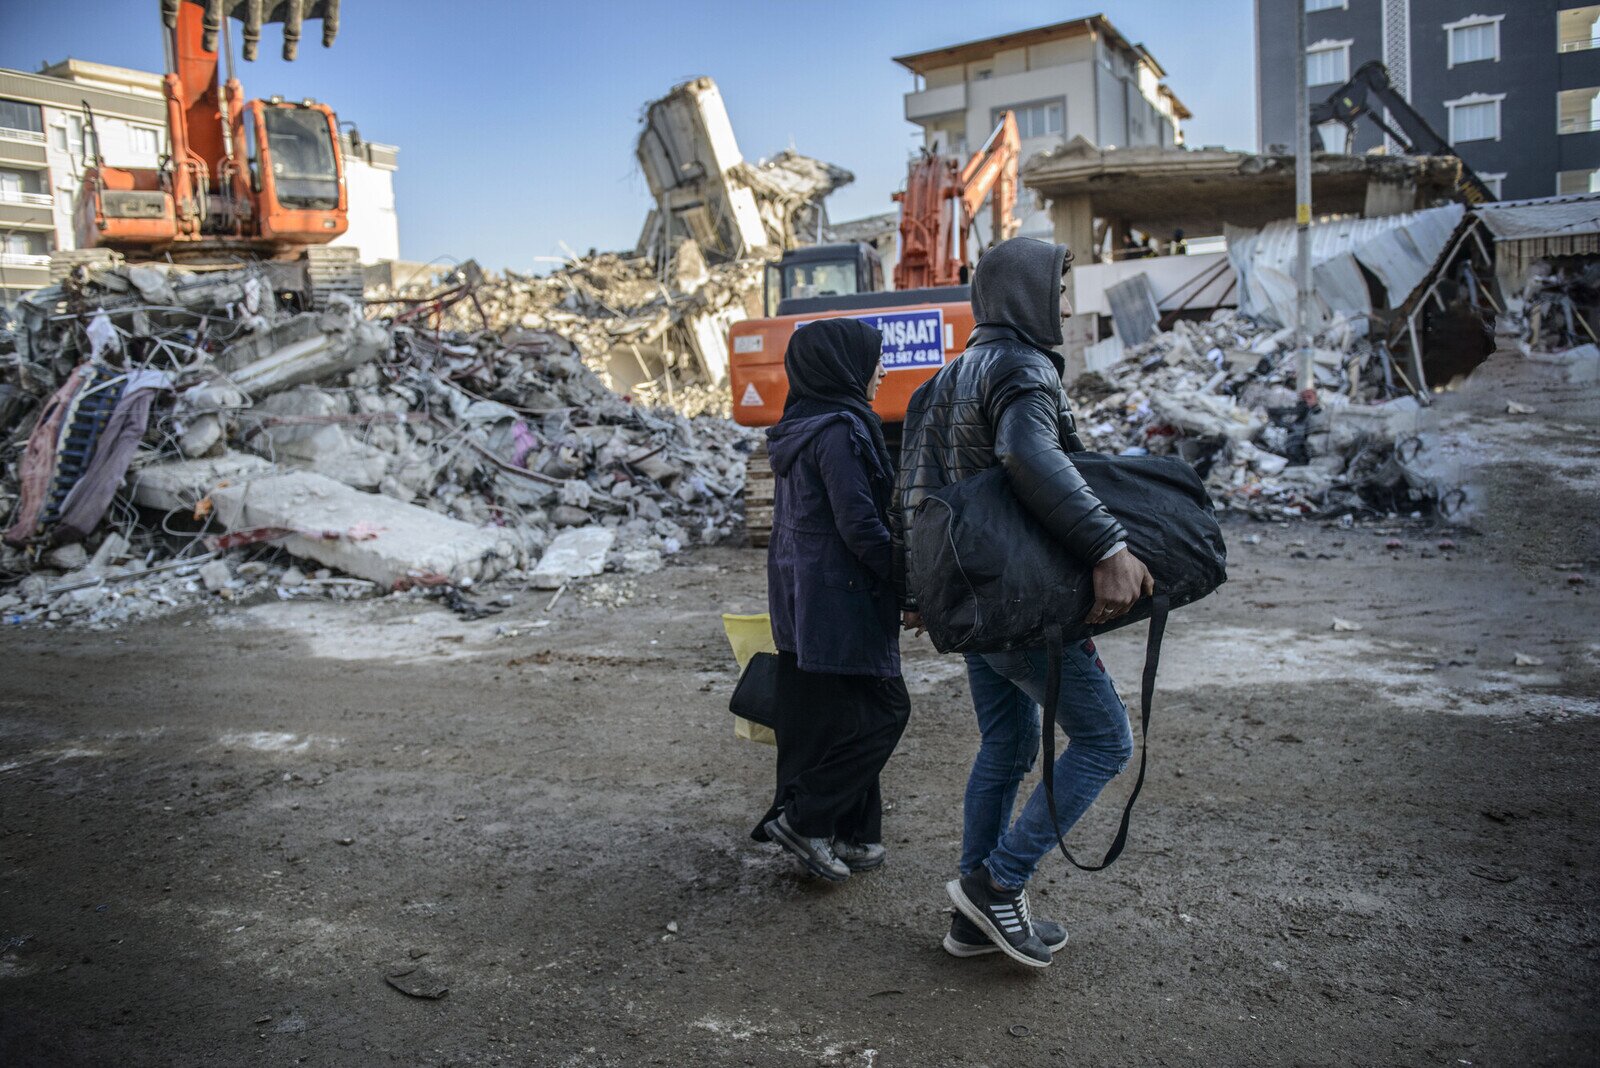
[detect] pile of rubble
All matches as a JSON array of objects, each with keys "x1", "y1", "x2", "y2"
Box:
[
  {"x1": 369, "y1": 251, "x2": 764, "y2": 418},
  {"x1": 0, "y1": 261, "x2": 757, "y2": 628},
  {"x1": 1071, "y1": 309, "x2": 1448, "y2": 519}
]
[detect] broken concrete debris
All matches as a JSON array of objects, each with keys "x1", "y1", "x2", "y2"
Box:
[
  {"x1": 530, "y1": 526, "x2": 616, "y2": 590},
  {"x1": 1, "y1": 256, "x2": 758, "y2": 627},
  {"x1": 1070, "y1": 307, "x2": 1451, "y2": 519}
]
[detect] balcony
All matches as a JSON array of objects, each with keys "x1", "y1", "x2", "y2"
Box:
[
  {"x1": 0, "y1": 126, "x2": 46, "y2": 144},
  {"x1": 0, "y1": 252, "x2": 51, "y2": 268},
  {"x1": 1561, "y1": 8, "x2": 1600, "y2": 51},
  {"x1": 0, "y1": 189, "x2": 53, "y2": 208},
  {"x1": 905, "y1": 82, "x2": 967, "y2": 122}
]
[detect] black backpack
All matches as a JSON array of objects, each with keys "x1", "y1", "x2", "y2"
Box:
[{"x1": 907, "y1": 452, "x2": 1227, "y2": 869}]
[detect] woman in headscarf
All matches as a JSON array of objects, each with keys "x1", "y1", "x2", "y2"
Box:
[{"x1": 753, "y1": 317, "x2": 910, "y2": 882}]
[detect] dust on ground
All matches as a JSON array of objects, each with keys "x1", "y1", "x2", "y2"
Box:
[{"x1": 2, "y1": 349, "x2": 1598, "y2": 1066}]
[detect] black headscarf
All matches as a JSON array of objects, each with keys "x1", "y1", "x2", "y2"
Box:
[{"x1": 780, "y1": 317, "x2": 891, "y2": 481}]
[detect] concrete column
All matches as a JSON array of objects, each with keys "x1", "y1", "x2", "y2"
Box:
[{"x1": 1048, "y1": 193, "x2": 1096, "y2": 306}]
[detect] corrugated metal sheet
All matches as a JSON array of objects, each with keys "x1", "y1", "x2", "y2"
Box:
[
  {"x1": 1226, "y1": 203, "x2": 1465, "y2": 327},
  {"x1": 1476, "y1": 193, "x2": 1600, "y2": 242}
]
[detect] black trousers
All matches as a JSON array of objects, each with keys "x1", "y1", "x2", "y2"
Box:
[{"x1": 751, "y1": 650, "x2": 910, "y2": 844}]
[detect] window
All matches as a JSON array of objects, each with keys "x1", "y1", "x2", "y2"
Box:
[
  {"x1": 0, "y1": 98, "x2": 42, "y2": 134},
  {"x1": 1558, "y1": 168, "x2": 1600, "y2": 193},
  {"x1": 0, "y1": 170, "x2": 21, "y2": 196},
  {"x1": 2, "y1": 232, "x2": 45, "y2": 255},
  {"x1": 1446, "y1": 94, "x2": 1503, "y2": 142},
  {"x1": 130, "y1": 126, "x2": 159, "y2": 155},
  {"x1": 1446, "y1": 15, "x2": 1502, "y2": 67},
  {"x1": 51, "y1": 114, "x2": 84, "y2": 156},
  {"x1": 998, "y1": 100, "x2": 1064, "y2": 140},
  {"x1": 782, "y1": 259, "x2": 858, "y2": 300},
  {"x1": 1306, "y1": 40, "x2": 1351, "y2": 86},
  {"x1": 1306, "y1": 0, "x2": 1347, "y2": 10},
  {"x1": 1479, "y1": 173, "x2": 1505, "y2": 198},
  {"x1": 1559, "y1": 86, "x2": 1600, "y2": 133},
  {"x1": 1559, "y1": 6, "x2": 1600, "y2": 52},
  {"x1": 973, "y1": 67, "x2": 993, "y2": 81}
]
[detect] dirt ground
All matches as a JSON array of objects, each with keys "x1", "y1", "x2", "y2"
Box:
[{"x1": 3, "y1": 349, "x2": 1598, "y2": 1067}]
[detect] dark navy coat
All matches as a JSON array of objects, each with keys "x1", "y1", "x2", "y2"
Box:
[{"x1": 766, "y1": 412, "x2": 900, "y2": 677}]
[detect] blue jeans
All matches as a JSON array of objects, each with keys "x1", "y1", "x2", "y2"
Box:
[{"x1": 961, "y1": 638, "x2": 1134, "y2": 891}]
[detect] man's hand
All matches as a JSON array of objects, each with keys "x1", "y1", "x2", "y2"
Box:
[
  {"x1": 1088, "y1": 550, "x2": 1154, "y2": 625},
  {"x1": 901, "y1": 610, "x2": 925, "y2": 636}
]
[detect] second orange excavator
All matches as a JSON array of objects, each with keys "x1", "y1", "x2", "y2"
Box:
[
  {"x1": 69, "y1": 0, "x2": 359, "y2": 304},
  {"x1": 728, "y1": 113, "x2": 1022, "y2": 543}
]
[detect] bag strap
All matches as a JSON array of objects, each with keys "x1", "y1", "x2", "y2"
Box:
[{"x1": 1040, "y1": 593, "x2": 1169, "y2": 872}]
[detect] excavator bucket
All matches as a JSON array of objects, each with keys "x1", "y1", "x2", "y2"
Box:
[{"x1": 160, "y1": 0, "x2": 341, "y2": 61}]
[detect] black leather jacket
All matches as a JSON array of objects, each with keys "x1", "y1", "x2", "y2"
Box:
[{"x1": 890, "y1": 328, "x2": 1128, "y2": 608}]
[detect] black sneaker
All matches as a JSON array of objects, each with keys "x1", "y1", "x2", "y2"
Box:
[
  {"x1": 944, "y1": 910, "x2": 1068, "y2": 958},
  {"x1": 945, "y1": 871, "x2": 1051, "y2": 968},
  {"x1": 764, "y1": 813, "x2": 850, "y2": 882}
]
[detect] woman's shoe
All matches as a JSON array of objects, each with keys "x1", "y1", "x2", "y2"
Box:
[
  {"x1": 832, "y1": 839, "x2": 887, "y2": 872},
  {"x1": 764, "y1": 813, "x2": 850, "y2": 882}
]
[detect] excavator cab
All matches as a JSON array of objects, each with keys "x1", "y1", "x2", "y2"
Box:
[
  {"x1": 763, "y1": 243, "x2": 883, "y2": 316},
  {"x1": 244, "y1": 99, "x2": 347, "y2": 241}
]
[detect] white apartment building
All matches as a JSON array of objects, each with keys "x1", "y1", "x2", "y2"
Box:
[
  {"x1": 0, "y1": 59, "x2": 398, "y2": 301},
  {"x1": 894, "y1": 16, "x2": 1190, "y2": 241}
]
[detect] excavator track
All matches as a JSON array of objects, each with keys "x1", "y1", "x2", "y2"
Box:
[
  {"x1": 302, "y1": 246, "x2": 364, "y2": 309},
  {"x1": 743, "y1": 440, "x2": 774, "y2": 548}
]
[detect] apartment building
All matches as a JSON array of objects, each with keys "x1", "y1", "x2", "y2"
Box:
[
  {"x1": 894, "y1": 16, "x2": 1190, "y2": 241},
  {"x1": 1256, "y1": 0, "x2": 1600, "y2": 200},
  {"x1": 0, "y1": 59, "x2": 398, "y2": 302}
]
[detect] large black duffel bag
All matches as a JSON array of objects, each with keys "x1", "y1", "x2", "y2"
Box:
[{"x1": 907, "y1": 452, "x2": 1228, "y2": 870}]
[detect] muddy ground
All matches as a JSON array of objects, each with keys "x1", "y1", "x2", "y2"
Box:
[{"x1": 2, "y1": 349, "x2": 1598, "y2": 1067}]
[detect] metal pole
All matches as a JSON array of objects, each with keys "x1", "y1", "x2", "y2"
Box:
[{"x1": 1294, "y1": 0, "x2": 1314, "y2": 396}]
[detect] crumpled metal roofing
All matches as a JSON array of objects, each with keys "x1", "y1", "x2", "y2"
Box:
[
  {"x1": 1226, "y1": 203, "x2": 1465, "y2": 327},
  {"x1": 1475, "y1": 193, "x2": 1600, "y2": 243}
]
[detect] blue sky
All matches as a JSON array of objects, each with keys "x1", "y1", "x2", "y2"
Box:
[{"x1": 2, "y1": 1, "x2": 1256, "y2": 271}]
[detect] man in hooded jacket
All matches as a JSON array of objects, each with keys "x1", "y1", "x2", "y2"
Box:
[{"x1": 890, "y1": 237, "x2": 1154, "y2": 969}]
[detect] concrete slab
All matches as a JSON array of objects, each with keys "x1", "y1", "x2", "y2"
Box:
[
  {"x1": 205, "y1": 471, "x2": 517, "y2": 588},
  {"x1": 530, "y1": 527, "x2": 616, "y2": 589},
  {"x1": 127, "y1": 453, "x2": 277, "y2": 512}
]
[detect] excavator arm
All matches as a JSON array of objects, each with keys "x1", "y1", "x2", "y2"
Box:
[
  {"x1": 892, "y1": 111, "x2": 1021, "y2": 290},
  {"x1": 1311, "y1": 60, "x2": 1495, "y2": 204},
  {"x1": 957, "y1": 110, "x2": 1021, "y2": 247}
]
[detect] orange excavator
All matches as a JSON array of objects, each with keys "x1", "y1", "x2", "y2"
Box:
[
  {"x1": 68, "y1": 0, "x2": 359, "y2": 304},
  {"x1": 729, "y1": 112, "x2": 1020, "y2": 543}
]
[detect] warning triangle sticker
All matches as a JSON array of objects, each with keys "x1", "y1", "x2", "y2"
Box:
[{"x1": 740, "y1": 382, "x2": 764, "y2": 407}]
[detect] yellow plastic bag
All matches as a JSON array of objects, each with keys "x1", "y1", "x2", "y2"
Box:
[{"x1": 721, "y1": 612, "x2": 778, "y2": 746}]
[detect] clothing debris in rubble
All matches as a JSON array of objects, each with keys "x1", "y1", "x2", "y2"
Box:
[{"x1": 1, "y1": 259, "x2": 759, "y2": 627}]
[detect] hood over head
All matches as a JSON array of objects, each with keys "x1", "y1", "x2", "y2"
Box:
[
  {"x1": 769, "y1": 317, "x2": 890, "y2": 481},
  {"x1": 969, "y1": 237, "x2": 1070, "y2": 350}
]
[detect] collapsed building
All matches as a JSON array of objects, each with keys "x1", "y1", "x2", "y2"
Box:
[{"x1": 371, "y1": 77, "x2": 853, "y2": 418}]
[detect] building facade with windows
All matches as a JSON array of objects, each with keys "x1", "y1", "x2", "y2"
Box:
[
  {"x1": 0, "y1": 59, "x2": 399, "y2": 302},
  {"x1": 1256, "y1": 0, "x2": 1600, "y2": 200},
  {"x1": 894, "y1": 16, "x2": 1189, "y2": 241}
]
